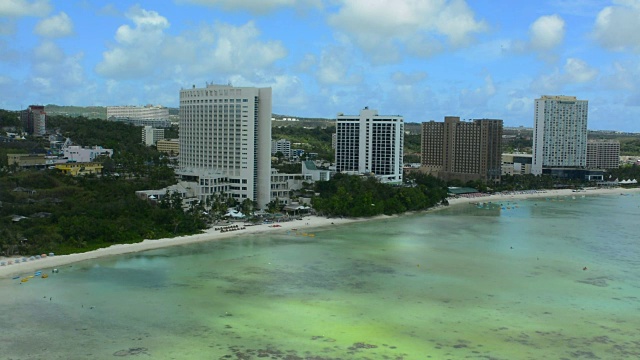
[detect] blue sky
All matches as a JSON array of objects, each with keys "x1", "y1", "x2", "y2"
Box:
[{"x1": 2, "y1": 0, "x2": 640, "y2": 131}]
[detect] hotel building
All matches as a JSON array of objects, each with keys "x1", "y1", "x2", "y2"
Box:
[
  {"x1": 107, "y1": 105, "x2": 171, "y2": 128},
  {"x1": 271, "y1": 139, "x2": 292, "y2": 159},
  {"x1": 421, "y1": 116, "x2": 503, "y2": 183},
  {"x1": 587, "y1": 139, "x2": 620, "y2": 169},
  {"x1": 335, "y1": 108, "x2": 404, "y2": 184},
  {"x1": 532, "y1": 95, "x2": 588, "y2": 175},
  {"x1": 21, "y1": 105, "x2": 46, "y2": 136},
  {"x1": 177, "y1": 84, "x2": 272, "y2": 209},
  {"x1": 142, "y1": 126, "x2": 165, "y2": 146}
]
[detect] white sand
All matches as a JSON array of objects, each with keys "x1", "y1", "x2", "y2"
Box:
[
  {"x1": 0, "y1": 215, "x2": 364, "y2": 279},
  {"x1": 445, "y1": 186, "x2": 640, "y2": 206},
  {"x1": 2, "y1": 186, "x2": 638, "y2": 279}
]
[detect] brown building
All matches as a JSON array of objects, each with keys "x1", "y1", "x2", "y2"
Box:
[
  {"x1": 421, "y1": 116, "x2": 503, "y2": 183},
  {"x1": 586, "y1": 139, "x2": 620, "y2": 169},
  {"x1": 156, "y1": 138, "x2": 179, "y2": 156},
  {"x1": 7, "y1": 153, "x2": 47, "y2": 168}
]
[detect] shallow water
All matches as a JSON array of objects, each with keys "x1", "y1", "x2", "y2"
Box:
[{"x1": 2, "y1": 194, "x2": 639, "y2": 359}]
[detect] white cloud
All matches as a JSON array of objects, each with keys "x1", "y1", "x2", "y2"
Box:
[
  {"x1": 17, "y1": 40, "x2": 90, "y2": 105},
  {"x1": 593, "y1": 1, "x2": 640, "y2": 51},
  {"x1": 327, "y1": 0, "x2": 487, "y2": 64},
  {"x1": 34, "y1": 12, "x2": 73, "y2": 38},
  {"x1": 96, "y1": 6, "x2": 287, "y2": 81},
  {"x1": 459, "y1": 74, "x2": 496, "y2": 108},
  {"x1": 531, "y1": 57, "x2": 598, "y2": 93},
  {"x1": 176, "y1": 0, "x2": 322, "y2": 13},
  {"x1": 563, "y1": 58, "x2": 598, "y2": 83},
  {"x1": 529, "y1": 14, "x2": 565, "y2": 51},
  {"x1": 391, "y1": 71, "x2": 428, "y2": 85},
  {"x1": 316, "y1": 46, "x2": 362, "y2": 85},
  {"x1": 600, "y1": 61, "x2": 636, "y2": 91},
  {"x1": 0, "y1": 0, "x2": 51, "y2": 17}
]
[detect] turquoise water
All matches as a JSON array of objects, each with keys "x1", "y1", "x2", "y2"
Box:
[{"x1": 2, "y1": 194, "x2": 639, "y2": 359}]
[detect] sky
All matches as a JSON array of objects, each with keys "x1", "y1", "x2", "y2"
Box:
[{"x1": 1, "y1": 0, "x2": 640, "y2": 131}]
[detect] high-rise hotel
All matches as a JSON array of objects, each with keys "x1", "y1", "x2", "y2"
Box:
[
  {"x1": 335, "y1": 108, "x2": 404, "y2": 184},
  {"x1": 178, "y1": 84, "x2": 272, "y2": 209},
  {"x1": 532, "y1": 95, "x2": 588, "y2": 175},
  {"x1": 421, "y1": 116, "x2": 503, "y2": 183}
]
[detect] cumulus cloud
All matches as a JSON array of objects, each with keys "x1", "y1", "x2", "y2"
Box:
[
  {"x1": 0, "y1": 0, "x2": 51, "y2": 17},
  {"x1": 176, "y1": 0, "x2": 322, "y2": 13},
  {"x1": 459, "y1": 74, "x2": 496, "y2": 108},
  {"x1": 563, "y1": 58, "x2": 598, "y2": 83},
  {"x1": 95, "y1": 7, "x2": 169, "y2": 79},
  {"x1": 509, "y1": 14, "x2": 565, "y2": 58},
  {"x1": 529, "y1": 14, "x2": 565, "y2": 51},
  {"x1": 593, "y1": 0, "x2": 640, "y2": 51},
  {"x1": 316, "y1": 46, "x2": 363, "y2": 85},
  {"x1": 20, "y1": 40, "x2": 90, "y2": 104},
  {"x1": 531, "y1": 57, "x2": 598, "y2": 93},
  {"x1": 327, "y1": 0, "x2": 487, "y2": 64},
  {"x1": 34, "y1": 12, "x2": 73, "y2": 38},
  {"x1": 95, "y1": 6, "x2": 287, "y2": 81},
  {"x1": 600, "y1": 61, "x2": 636, "y2": 91}
]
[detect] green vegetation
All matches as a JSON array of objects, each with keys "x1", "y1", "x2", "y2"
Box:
[
  {"x1": 606, "y1": 164, "x2": 640, "y2": 181},
  {"x1": 0, "y1": 172, "x2": 206, "y2": 257},
  {"x1": 0, "y1": 115, "x2": 205, "y2": 257},
  {"x1": 272, "y1": 125, "x2": 335, "y2": 161},
  {"x1": 311, "y1": 172, "x2": 448, "y2": 217}
]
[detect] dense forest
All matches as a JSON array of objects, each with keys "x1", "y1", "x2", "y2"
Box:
[
  {"x1": 311, "y1": 172, "x2": 448, "y2": 217},
  {"x1": 1, "y1": 114, "x2": 206, "y2": 257}
]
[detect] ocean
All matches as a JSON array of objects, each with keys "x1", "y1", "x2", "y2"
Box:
[{"x1": 1, "y1": 193, "x2": 639, "y2": 359}]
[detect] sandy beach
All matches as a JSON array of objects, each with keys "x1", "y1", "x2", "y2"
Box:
[{"x1": 2, "y1": 186, "x2": 638, "y2": 279}]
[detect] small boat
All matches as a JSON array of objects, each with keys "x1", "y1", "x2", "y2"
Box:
[
  {"x1": 21, "y1": 278, "x2": 29, "y2": 283},
  {"x1": 42, "y1": 274, "x2": 49, "y2": 279}
]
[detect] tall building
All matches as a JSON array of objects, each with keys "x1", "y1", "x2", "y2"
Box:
[
  {"x1": 335, "y1": 107, "x2": 404, "y2": 184},
  {"x1": 21, "y1": 105, "x2": 46, "y2": 136},
  {"x1": 271, "y1": 139, "x2": 292, "y2": 158},
  {"x1": 587, "y1": 139, "x2": 620, "y2": 169},
  {"x1": 142, "y1": 126, "x2": 165, "y2": 146},
  {"x1": 107, "y1": 105, "x2": 171, "y2": 128},
  {"x1": 421, "y1": 116, "x2": 503, "y2": 183},
  {"x1": 178, "y1": 84, "x2": 272, "y2": 209},
  {"x1": 532, "y1": 95, "x2": 588, "y2": 175}
]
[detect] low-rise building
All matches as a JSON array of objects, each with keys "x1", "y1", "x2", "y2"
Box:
[
  {"x1": 7, "y1": 154, "x2": 47, "y2": 168},
  {"x1": 502, "y1": 153, "x2": 533, "y2": 176},
  {"x1": 157, "y1": 138, "x2": 179, "y2": 155},
  {"x1": 63, "y1": 145, "x2": 113, "y2": 162},
  {"x1": 55, "y1": 162, "x2": 103, "y2": 176}
]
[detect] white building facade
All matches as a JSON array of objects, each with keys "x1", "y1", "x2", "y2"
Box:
[
  {"x1": 532, "y1": 95, "x2": 588, "y2": 175},
  {"x1": 107, "y1": 105, "x2": 171, "y2": 128},
  {"x1": 177, "y1": 84, "x2": 272, "y2": 209},
  {"x1": 271, "y1": 139, "x2": 292, "y2": 158},
  {"x1": 63, "y1": 145, "x2": 113, "y2": 163},
  {"x1": 142, "y1": 126, "x2": 165, "y2": 146},
  {"x1": 335, "y1": 108, "x2": 404, "y2": 184}
]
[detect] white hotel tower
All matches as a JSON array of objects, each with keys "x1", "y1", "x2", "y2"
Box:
[
  {"x1": 532, "y1": 95, "x2": 588, "y2": 175},
  {"x1": 178, "y1": 84, "x2": 272, "y2": 209},
  {"x1": 335, "y1": 107, "x2": 404, "y2": 184}
]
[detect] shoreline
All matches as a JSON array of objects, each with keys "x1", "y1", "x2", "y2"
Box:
[{"x1": 2, "y1": 186, "x2": 639, "y2": 279}]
